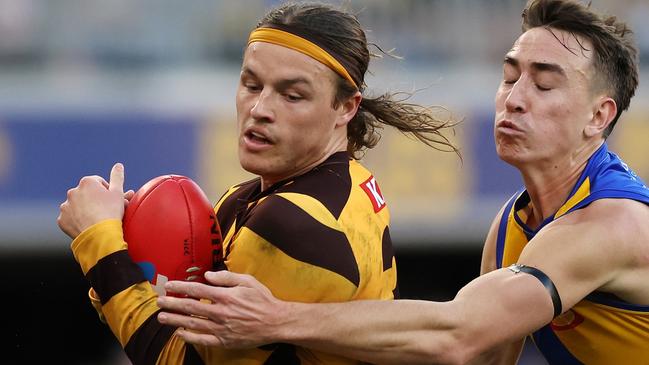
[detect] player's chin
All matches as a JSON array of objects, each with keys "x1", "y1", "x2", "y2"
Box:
[
  {"x1": 496, "y1": 144, "x2": 528, "y2": 166},
  {"x1": 239, "y1": 154, "x2": 275, "y2": 177}
]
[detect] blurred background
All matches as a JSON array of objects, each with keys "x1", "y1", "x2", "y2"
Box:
[{"x1": 1, "y1": 0, "x2": 647, "y2": 363}]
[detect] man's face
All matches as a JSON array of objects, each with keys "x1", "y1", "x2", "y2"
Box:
[
  {"x1": 236, "y1": 42, "x2": 347, "y2": 186},
  {"x1": 494, "y1": 27, "x2": 600, "y2": 168}
]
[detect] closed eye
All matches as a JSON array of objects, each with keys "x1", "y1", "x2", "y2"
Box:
[{"x1": 284, "y1": 93, "x2": 303, "y2": 102}]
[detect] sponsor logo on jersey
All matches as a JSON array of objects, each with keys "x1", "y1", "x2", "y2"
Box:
[
  {"x1": 360, "y1": 175, "x2": 386, "y2": 213},
  {"x1": 551, "y1": 309, "x2": 584, "y2": 331}
]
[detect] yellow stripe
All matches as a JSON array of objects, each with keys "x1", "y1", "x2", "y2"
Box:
[
  {"x1": 276, "y1": 192, "x2": 342, "y2": 231},
  {"x1": 71, "y1": 219, "x2": 127, "y2": 275},
  {"x1": 225, "y1": 227, "x2": 357, "y2": 301},
  {"x1": 248, "y1": 27, "x2": 358, "y2": 88},
  {"x1": 503, "y1": 207, "x2": 528, "y2": 267},
  {"x1": 102, "y1": 282, "x2": 159, "y2": 346},
  {"x1": 554, "y1": 177, "x2": 591, "y2": 219},
  {"x1": 554, "y1": 301, "x2": 649, "y2": 364},
  {"x1": 213, "y1": 185, "x2": 240, "y2": 214}
]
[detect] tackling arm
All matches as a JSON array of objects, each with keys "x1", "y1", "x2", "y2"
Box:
[
  {"x1": 157, "y1": 200, "x2": 641, "y2": 365},
  {"x1": 157, "y1": 261, "x2": 555, "y2": 364}
]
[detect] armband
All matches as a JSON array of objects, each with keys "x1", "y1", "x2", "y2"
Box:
[{"x1": 507, "y1": 264, "x2": 562, "y2": 318}]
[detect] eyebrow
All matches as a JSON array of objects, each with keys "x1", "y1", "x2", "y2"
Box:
[
  {"x1": 504, "y1": 56, "x2": 567, "y2": 78},
  {"x1": 241, "y1": 67, "x2": 313, "y2": 90}
]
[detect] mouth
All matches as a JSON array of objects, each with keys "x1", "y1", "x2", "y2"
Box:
[
  {"x1": 246, "y1": 130, "x2": 271, "y2": 144},
  {"x1": 496, "y1": 120, "x2": 523, "y2": 133},
  {"x1": 242, "y1": 127, "x2": 273, "y2": 149}
]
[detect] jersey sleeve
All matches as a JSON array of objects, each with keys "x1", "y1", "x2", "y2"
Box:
[
  {"x1": 71, "y1": 219, "x2": 188, "y2": 364},
  {"x1": 70, "y1": 219, "x2": 274, "y2": 365}
]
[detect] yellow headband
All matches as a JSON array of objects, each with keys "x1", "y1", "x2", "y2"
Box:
[{"x1": 248, "y1": 27, "x2": 358, "y2": 89}]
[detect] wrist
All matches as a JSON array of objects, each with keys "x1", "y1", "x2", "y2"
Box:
[{"x1": 273, "y1": 301, "x2": 311, "y2": 344}]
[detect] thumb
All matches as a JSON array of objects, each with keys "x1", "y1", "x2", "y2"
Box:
[{"x1": 109, "y1": 163, "x2": 125, "y2": 194}]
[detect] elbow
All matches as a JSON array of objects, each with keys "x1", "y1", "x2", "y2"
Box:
[
  {"x1": 417, "y1": 306, "x2": 486, "y2": 364},
  {"x1": 440, "y1": 319, "x2": 492, "y2": 364},
  {"x1": 400, "y1": 327, "x2": 476, "y2": 365},
  {"x1": 428, "y1": 334, "x2": 476, "y2": 365}
]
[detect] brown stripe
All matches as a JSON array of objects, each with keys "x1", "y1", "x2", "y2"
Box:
[
  {"x1": 277, "y1": 152, "x2": 351, "y2": 220},
  {"x1": 124, "y1": 310, "x2": 177, "y2": 365},
  {"x1": 263, "y1": 344, "x2": 300, "y2": 365},
  {"x1": 381, "y1": 226, "x2": 394, "y2": 271},
  {"x1": 183, "y1": 344, "x2": 205, "y2": 365},
  {"x1": 215, "y1": 178, "x2": 260, "y2": 236},
  {"x1": 86, "y1": 250, "x2": 146, "y2": 305},
  {"x1": 246, "y1": 195, "x2": 360, "y2": 286}
]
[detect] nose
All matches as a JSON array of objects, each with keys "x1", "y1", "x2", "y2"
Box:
[
  {"x1": 504, "y1": 79, "x2": 527, "y2": 114},
  {"x1": 250, "y1": 89, "x2": 274, "y2": 122}
]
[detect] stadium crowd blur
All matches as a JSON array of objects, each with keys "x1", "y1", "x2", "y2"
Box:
[{"x1": 1, "y1": 1, "x2": 647, "y2": 364}]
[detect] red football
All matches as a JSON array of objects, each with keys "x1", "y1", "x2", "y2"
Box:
[{"x1": 123, "y1": 175, "x2": 222, "y2": 296}]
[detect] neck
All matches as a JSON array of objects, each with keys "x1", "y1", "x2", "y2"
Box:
[
  {"x1": 520, "y1": 141, "x2": 603, "y2": 229},
  {"x1": 261, "y1": 131, "x2": 349, "y2": 191}
]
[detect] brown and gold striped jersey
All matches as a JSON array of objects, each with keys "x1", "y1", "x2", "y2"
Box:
[{"x1": 72, "y1": 151, "x2": 397, "y2": 364}]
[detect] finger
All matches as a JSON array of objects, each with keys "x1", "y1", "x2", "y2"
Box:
[
  {"x1": 98, "y1": 177, "x2": 109, "y2": 189},
  {"x1": 204, "y1": 270, "x2": 256, "y2": 288},
  {"x1": 124, "y1": 190, "x2": 135, "y2": 208},
  {"x1": 109, "y1": 163, "x2": 125, "y2": 194},
  {"x1": 157, "y1": 294, "x2": 215, "y2": 318},
  {"x1": 157, "y1": 311, "x2": 216, "y2": 333},
  {"x1": 175, "y1": 329, "x2": 222, "y2": 347},
  {"x1": 164, "y1": 280, "x2": 226, "y2": 300},
  {"x1": 79, "y1": 175, "x2": 108, "y2": 189},
  {"x1": 124, "y1": 189, "x2": 135, "y2": 201}
]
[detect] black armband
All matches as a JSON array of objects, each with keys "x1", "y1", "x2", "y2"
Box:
[{"x1": 507, "y1": 264, "x2": 563, "y2": 318}]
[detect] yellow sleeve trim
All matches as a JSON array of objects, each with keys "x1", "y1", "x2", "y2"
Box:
[
  {"x1": 71, "y1": 219, "x2": 126, "y2": 275},
  {"x1": 102, "y1": 282, "x2": 159, "y2": 347}
]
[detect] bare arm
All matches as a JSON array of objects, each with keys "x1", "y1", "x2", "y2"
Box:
[
  {"x1": 157, "y1": 263, "x2": 554, "y2": 364},
  {"x1": 157, "y1": 199, "x2": 646, "y2": 364},
  {"x1": 468, "y1": 206, "x2": 525, "y2": 365}
]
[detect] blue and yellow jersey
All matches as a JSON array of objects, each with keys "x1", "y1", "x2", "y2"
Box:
[
  {"x1": 71, "y1": 151, "x2": 397, "y2": 365},
  {"x1": 495, "y1": 143, "x2": 649, "y2": 365}
]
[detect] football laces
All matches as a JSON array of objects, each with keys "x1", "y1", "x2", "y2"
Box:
[{"x1": 185, "y1": 266, "x2": 201, "y2": 281}]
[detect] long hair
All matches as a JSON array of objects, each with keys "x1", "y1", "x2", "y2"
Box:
[
  {"x1": 257, "y1": 2, "x2": 459, "y2": 159},
  {"x1": 522, "y1": 0, "x2": 639, "y2": 138}
]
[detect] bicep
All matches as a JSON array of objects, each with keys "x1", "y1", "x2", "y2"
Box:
[
  {"x1": 516, "y1": 204, "x2": 627, "y2": 312},
  {"x1": 451, "y1": 267, "x2": 554, "y2": 358}
]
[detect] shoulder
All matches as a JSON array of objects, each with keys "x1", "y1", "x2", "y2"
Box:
[
  {"x1": 518, "y1": 198, "x2": 649, "y2": 308},
  {"x1": 556, "y1": 198, "x2": 649, "y2": 243},
  {"x1": 214, "y1": 177, "x2": 260, "y2": 233},
  {"x1": 569, "y1": 198, "x2": 649, "y2": 266},
  {"x1": 277, "y1": 158, "x2": 353, "y2": 219},
  {"x1": 530, "y1": 198, "x2": 649, "y2": 264}
]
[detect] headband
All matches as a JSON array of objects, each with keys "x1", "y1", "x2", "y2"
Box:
[{"x1": 248, "y1": 27, "x2": 358, "y2": 89}]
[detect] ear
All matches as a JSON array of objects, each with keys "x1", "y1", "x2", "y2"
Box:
[
  {"x1": 335, "y1": 91, "x2": 362, "y2": 127},
  {"x1": 584, "y1": 96, "x2": 617, "y2": 138}
]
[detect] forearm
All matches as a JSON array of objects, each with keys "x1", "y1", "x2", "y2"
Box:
[
  {"x1": 276, "y1": 269, "x2": 552, "y2": 365},
  {"x1": 279, "y1": 299, "x2": 467, "y2": 365},
  {"x1": 72, "y1": 220, "x2": 184, "y2": 364}
]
